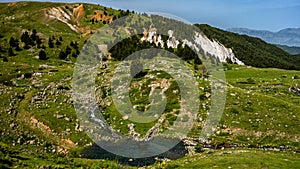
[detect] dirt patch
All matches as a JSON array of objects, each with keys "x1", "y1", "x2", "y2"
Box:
[
  {"x1": 8, "y1": 2, "x2": 17, "y2": 6},
  {"x1": 61, "y1": 138, "x2": 75, "y2": 148},
  {"x1": 73, "y1": 4, "x2": 84, "y2": 19},
  {"x1": 30, "y1": 116, "x2": 52, "y2": 133},
  {"x1": 30, "y1": 116, "x2": 76, "y2": 151},
  {"x1": 88, "y1": 10, "x2": 113, "y2": 23}
]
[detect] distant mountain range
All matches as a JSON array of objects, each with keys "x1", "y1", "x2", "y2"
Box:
[{"x1": 228, "y1": 28, "x2": 300, "y2": 48}]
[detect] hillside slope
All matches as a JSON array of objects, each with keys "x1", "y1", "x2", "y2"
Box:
[
  {"x1": 0, "y1": 2, "x2": 299, "y2": 168},
  {"x1": 198, "y1": 24, "x2": 300, "y2": 70},
  {"x1": 276, "y1": 44, "x2": 300, "y2": 55}
]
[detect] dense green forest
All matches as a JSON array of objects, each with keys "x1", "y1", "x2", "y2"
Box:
[
  {"x1": 276, "y1": 44, "x2": 300, "y2": 55},
  {"x1": 196, "y1": 24, "x2": 300, "y2": 70}
]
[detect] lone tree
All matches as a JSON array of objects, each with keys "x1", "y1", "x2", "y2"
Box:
[
  {"x1": 39, "y1": 50, "x2": 47, "y2": 60},
  {"x1": 194, "y1": 55, "x2": 202, "y2": 65},
  {"x1": 65, "y1": 46, "x2": 72, "y2": 56},
  {"x1": 59, "y1": 50, "x2": 67, "y2": 60},
  {"x1": 48, "y1": 37, "x2": 54, "y2": 48},
  {"x1": 55, "y1": 39, "x2": 61, "y2": 46},
  {"x1": 3, "y1": 56, "x2": 8, "y2": 62},
  {"x1": 9, "y1": 37, "x2": 19, "y2": 48},
  {"x1": 9, "y1": 37, "x2": 21, "y2": 51},
  {"x1": 30, "y1": 29, "x2": 38, "y2": 41},
  {"x1": 36, "y1": 36, "x2": 42, "y2": 48},
  {"x1": 8, "y1": 47, "x2": 15, "y2": 56}
]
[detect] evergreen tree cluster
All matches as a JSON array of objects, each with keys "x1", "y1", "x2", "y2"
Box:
[
  {"x1": 109, "y1": 34, "x2": 200, "y2": 64},
  {"x1": 21, "y1": 29, "x2": 42, "y2": 49},
  {"x1": 59, "y1": 41, "x2": 79, "y2": 60},
  {"x1": 48, "y1": 35, "x2": 63, "y2": 48},
  {"x1": 117, "y1": 9, "x2": 132, "y2": 18},
  {"x1": 3, "y1": 29, "x2": 46, "y2": 60}
]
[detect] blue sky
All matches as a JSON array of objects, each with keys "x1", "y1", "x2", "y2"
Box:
[{"x1": 1, "y1": 0, "x2": 300, "y2": 31}]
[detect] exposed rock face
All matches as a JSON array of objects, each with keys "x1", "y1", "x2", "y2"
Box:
[
  {"x1": 46, "y1": 7, "x2": 78, "y2": 32},
  {"x1": 46, "y1": 4, "x2": 113, "y2": 35},
  {"x1": 7, "y1": 2, "x2": 17, "y2": 6},
  {"x1": 89, "y1": 10, "x2": 113, "y2": 24},
  {"x1": 193, "y1": 32, "x2": 244, "y2": 65},
  {"x1": 73, "y1": 4, "x2": 84, "y2": 19},
  {"x1": 141, "y1": 28, "x2": 164, "y2": 48},
  {"x1": 167, "y1": 30, "x2": 180, "y2": 49},
  {"x1": 140, "y1": 28, "x2": 244, "y2": 65}
]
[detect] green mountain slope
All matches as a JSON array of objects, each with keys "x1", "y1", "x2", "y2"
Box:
[
  {"x1": 0, "y1": 2, "x2": 299, "y2": 169},
  {"x1": 197, "y1": 24, "x2": 300, "y2": 70},
  {"x1": 276, "y1": 44, "x2": 300, "y2": 55}
]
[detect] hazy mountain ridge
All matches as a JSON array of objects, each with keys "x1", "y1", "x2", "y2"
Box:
[
  {"x1": 276, "y1": 44, "x2": 300, "y2": 55},
  {"x1": 228, "y1": 27, "x2": 300, "y2": 47}
]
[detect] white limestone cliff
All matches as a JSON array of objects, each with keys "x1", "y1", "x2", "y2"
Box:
[
  {"x1": 193, "y1": 32, "x2": 244, "y2": 65},
  {"x1": 46, "y1": 7, "x2": 78, "y2": 32},
  {"x1": 141, "y1": 28, "x2": 244, "y2": 65}
]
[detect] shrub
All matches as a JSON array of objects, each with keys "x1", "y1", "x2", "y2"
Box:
[
  {"x1": 195, "y1": 144, "x2": 204, "y2": 153},
  {"x1": 39, "y1": 50, "x2": 48, "y2": 60},
  {"x1": 230, "y1": 108, "x2": 239, "y2": 114},
  {"x1": 3, "y1": 57, "x2": 8, "y2": 62},
  {"x1": 293, "y1": 75, "x2": 299, "y2": 79},
  {"x1": 246, "y1": 78, "x2": 255, "y2": 84},
  {"x1": 8, "y1": 47, "x2": 15, "y2": 56}
]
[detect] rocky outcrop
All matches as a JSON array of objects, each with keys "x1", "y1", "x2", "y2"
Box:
[
  {"x1": 140, "y1": 28, "x2": 244, "y2": 65},
  {"x1": 167, "y1": 30, "x2": 180, "y2": 49},
  {"x1": 46, "y1": 7, "x2": 78, "y2": 32},
  {"x1": 73, "y1": 4, "x2": 84, "y2": 19},
  {"x1": 141, "y1": 28, "x2": 164, "y2": 48},
  {"x1": 193, "y1": 32, "x2": 244, "y2": 65}
]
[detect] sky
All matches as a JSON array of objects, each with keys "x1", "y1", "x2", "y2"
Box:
[{"x1": 1, "y1": 0, "x2": 300, "y2": 31}]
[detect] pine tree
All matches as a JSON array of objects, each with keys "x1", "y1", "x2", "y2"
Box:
[
  {"x1": 15, "y1": 45, "x2": 22, "y2": 51},
  {"x1": 226, "y1": 57, "x2": 233, "y2": 64},
  {"x1": 36, "y1": 36, "x2": 42, "y2": 48},
  {"x1": 39, "y1": 50, "x2": 47, "y2": 60},
  {"x1": 9, "y1": 37, "x2": 19, "y2": 48},
  {"x1": 59, "y1": 50, "x2": 67, "y2": 60},
  {"x1": 3, "y1": 56, "x2": 8, "y2": 62},
  {"x1": 8, "y1": 47, "x2": 15, "y2": 56},
  {"x1": 21, "y1": 31, "x2": 30, "y2": 43},
  {"x1": 65, "y1": 46, "x2": 72, "y2": 55},
  {"x1": 30, "y1": 29, "x2": 37, "y2": 41},
  {"x1": 70, "y1": 41, "x2": 79, "y2": 49},
  {"x1": 55, "y1": 39, "x2": 61, "y2": 46},
  {"x1": 21, "y1": 31, "x2": 33, "y2": 49},
  {"x1": 194, "y1": 55, "x2": 202, "y2": 65},
  {"x1": 71, "y1": 52, "x2": 78, "y2": 58},
  {"x1": 48, "y1": 37, "x2": 54, "y2": 48}
]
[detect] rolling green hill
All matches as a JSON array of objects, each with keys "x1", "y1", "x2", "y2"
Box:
[{"x1": 0, "y1": 1, "x2": 299, "y2": 169}]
